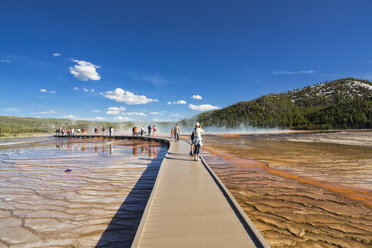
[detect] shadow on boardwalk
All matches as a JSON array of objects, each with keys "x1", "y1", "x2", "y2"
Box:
[{"x1": 95, "y1": 158, "x2": 163, "y2": 248}]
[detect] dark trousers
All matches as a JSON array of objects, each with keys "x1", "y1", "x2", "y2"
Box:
[
  {"x1": 175, "y1": 133, "x2": 179, "y2": 141},
  {"x1": 194, "y1": 144, "x2": 201, "y2": 154}
]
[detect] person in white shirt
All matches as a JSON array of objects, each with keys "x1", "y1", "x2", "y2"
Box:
[{"x1": 192, "y1": 123, "x2": 204, "y2": 161}]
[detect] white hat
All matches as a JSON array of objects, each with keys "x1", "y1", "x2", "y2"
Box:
[{"x1": 195, "y1": 122, "x2": 200, "y2": 126}]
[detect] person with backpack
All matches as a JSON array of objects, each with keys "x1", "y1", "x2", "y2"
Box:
[
  {"x1": 189, "y1": 125, "x2": 195, "y2": 156},
  {"x1": 148, "y1": 125, "x2": 151, "y2": 136},
  {"x1": 102, "y1": 127, "x2": 105, "y2": 135}
]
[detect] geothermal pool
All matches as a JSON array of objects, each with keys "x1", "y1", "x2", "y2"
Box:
[
  {"x1": 0, "y1": 137, "x2": 167, "y2": 248},
  {"x1": 203, "y1": 133, "x2": 372, "y2": 248}
]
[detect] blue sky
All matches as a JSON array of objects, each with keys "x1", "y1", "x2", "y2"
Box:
[{"x1": 1, "y1": 0, "x2": 372, "y2": 122}]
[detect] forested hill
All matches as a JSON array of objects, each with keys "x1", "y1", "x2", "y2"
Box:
[{"x1": 184, "y1": 78, "x2": 372, "y2": 130}]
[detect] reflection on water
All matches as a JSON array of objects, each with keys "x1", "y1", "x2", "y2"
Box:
[
  {"x1": 0, "y1": 137, "x2": 167, "y2": 247},
  {"x1": 203, "y1": 135, "x2": 372, "y2": 248}
]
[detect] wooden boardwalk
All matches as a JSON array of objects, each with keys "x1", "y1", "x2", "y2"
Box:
[{"x1": 54, "y1": 135, "x2": 269, "y2": 247}]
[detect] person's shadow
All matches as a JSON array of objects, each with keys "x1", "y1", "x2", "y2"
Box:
[{"x1": 95, "y1": 151, "x2": 166, "y2": 247}]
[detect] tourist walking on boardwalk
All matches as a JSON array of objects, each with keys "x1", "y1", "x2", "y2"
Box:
[
  {"x1": 71, "y1": 128, "x2": 75, "y2": 135},
  {"x1": 193, "y1": 123, "x2": 204, "y2": 161},
  {"x1": 109, "y1": 126, "x2": 113, "y2": 136},
  {"x1": 102, "y1": 127, "x2": 105, "y2": 135},
  {"x1": 141, "y1": 126, "x2": 144, "y2": 136},
  {"x1": 94, "y1": 127, "x2": 98, "y2": 135},
  {"x1": 153, "y1": 125, "x2": 157, "y2": 137},
  {"x1": 174, "y1": 124, "x2": 180, "y2": 141},
  {"x1": 148, "y1": 125, "x2": 151, "y2": 136},
  {"x1": 171, "y1": 128, "x2": 174, "y2": 138}
]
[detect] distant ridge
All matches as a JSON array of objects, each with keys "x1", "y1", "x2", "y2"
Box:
[{"x1": 183, "y1": 78, "x2": 372, "y2": 130}]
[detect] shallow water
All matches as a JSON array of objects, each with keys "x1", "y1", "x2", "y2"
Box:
[
  {"x1": 0, "y1": 137, "x2": 167, "y2": 248},
  {"x1": 203, "y1": 134, "x2": 372, "y2": 248}
]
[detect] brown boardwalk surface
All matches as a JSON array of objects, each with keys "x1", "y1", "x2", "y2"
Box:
[{"x1": 132, "y1": 139, "x2": 269, "y2": 248}]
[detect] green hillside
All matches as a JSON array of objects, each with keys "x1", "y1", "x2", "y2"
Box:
[{"x1": 183, "y1": 78, "x2": 372, "y2": 130}]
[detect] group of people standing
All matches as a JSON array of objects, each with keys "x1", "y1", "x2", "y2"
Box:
[
  {"x1": 132, "y1": 125, "x2": 157, "y2": 137},
  {"x1": 56, "y1": 126, "x2": 114, "y2": 136}
]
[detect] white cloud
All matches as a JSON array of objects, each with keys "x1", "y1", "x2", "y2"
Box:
[
  {"x1": 70, "y1": 59, "x2": 101, "y2": 81},
  {"x1": 107, "y1": 106, "x2": 126, "y2": 115},
  {"x1": 170, "y1": 114, "x2": 179, "y2": 117},
  {"x1": 73, "y1": 87, "x2": 79, "y2": 91},
  {"x1": 113, "y1": 116, "x2": 133, "y2": 121},
  {"x1": 272, "y1": 70, "x2": 315, "y2": 75},
  {"x1": 167, "y1": 100, "x2": 186, "y2": 105},
  {"x1": 188, "y1": 104, "x2": 220, "y2": 112},
  {"x1": 82, "y1": 87, "x2": 89, "y2": 93},
  {"x1": 0, "y1": 59, "x2": 11, "y2": 63},
  {"x1": 191, "y1": 95, "x2": 202, "y2": 100},
  {"x1": 150, "y1": 112, "x2": 161, "y2": 115},
  {"x1": 53, "y1": 53, "x2": 61, "y2": 57},
  {"x1": 49, "y1": 90, "x2": 56, "y2": 94},
  {"x1": 63, "y1": 115, "x2": 76, "y2": 119},
  {"x1": 33, "y1": 110, "x2": 56, "y2": 114},
  {"x1": 108, "y1": 106, "x2": 126, "y2": 111},
  {"x1": 103, "y1": 88, "x2": 159, "y2": 105},
  {"x1": 91, "y1": 109, "x2": 100, "y2": 113},
  {"x1": 40, "y1": 89, "x2": 47, "y2": 93}
]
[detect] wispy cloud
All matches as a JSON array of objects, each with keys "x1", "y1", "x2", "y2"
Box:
[
  {"x1": 170, "y1": 114, "x2": 179, "y2": 117},
  {"x1": 81, "y1": 87, "x2": 95, "y2": 93},
  {"x1": 103, "y1": 88, "x2": 158, "y2": 105},
  {"x1": 91, "y1": 109, "x2": 100, "y2": 113},
  {"x1": 124, "y1": 112, "x2": 147, "y2": 116},
  {"x1": 0, "y1": 59, "x2": 11, "y2": 63},
  {"x1": 272, "y1": 70, "x2": 315, "y2": 75},
  {"x1": 61, "y1": 115, "x2": 106, "y2": 121},
  {"x1": 53, "y1": 53, "x2": 61, "y2": 57},
  {"x1": 4, "y1": 107, "x2": 20, "y2": 112},
  {"x1": 191, "y1": 95, "x2": 202, "y2": 100},
  {"x1": 150, "y1": 112, "x2": 161, "y2": 115},
  {"x1": 113, "y1": 116, "x2": 133, "y2": 121},
  {"x1": 70, "y1": 59, "x2": 101, "y2": 81},
  {"x1": 63, "y1": 115, "x2": 76, "y2": 119},
  {"x1": 33, "y1": 110, "x2": 56, "y2": 115},
  {"x1": 132, "y1": 73, "x2": 171, "y2": 86},
  {"x1": 40, "y1": 89, "x2": 56, "y2": 94},
  {"x1": 188, "y1": 104, "x2": 220, "y2": 112},
  {"x1": 93, "y1": 116, "x2": 106, "y2": 121},
  {"x1": 167, "y1": 100, "x2": 186, "y2": 105}
]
